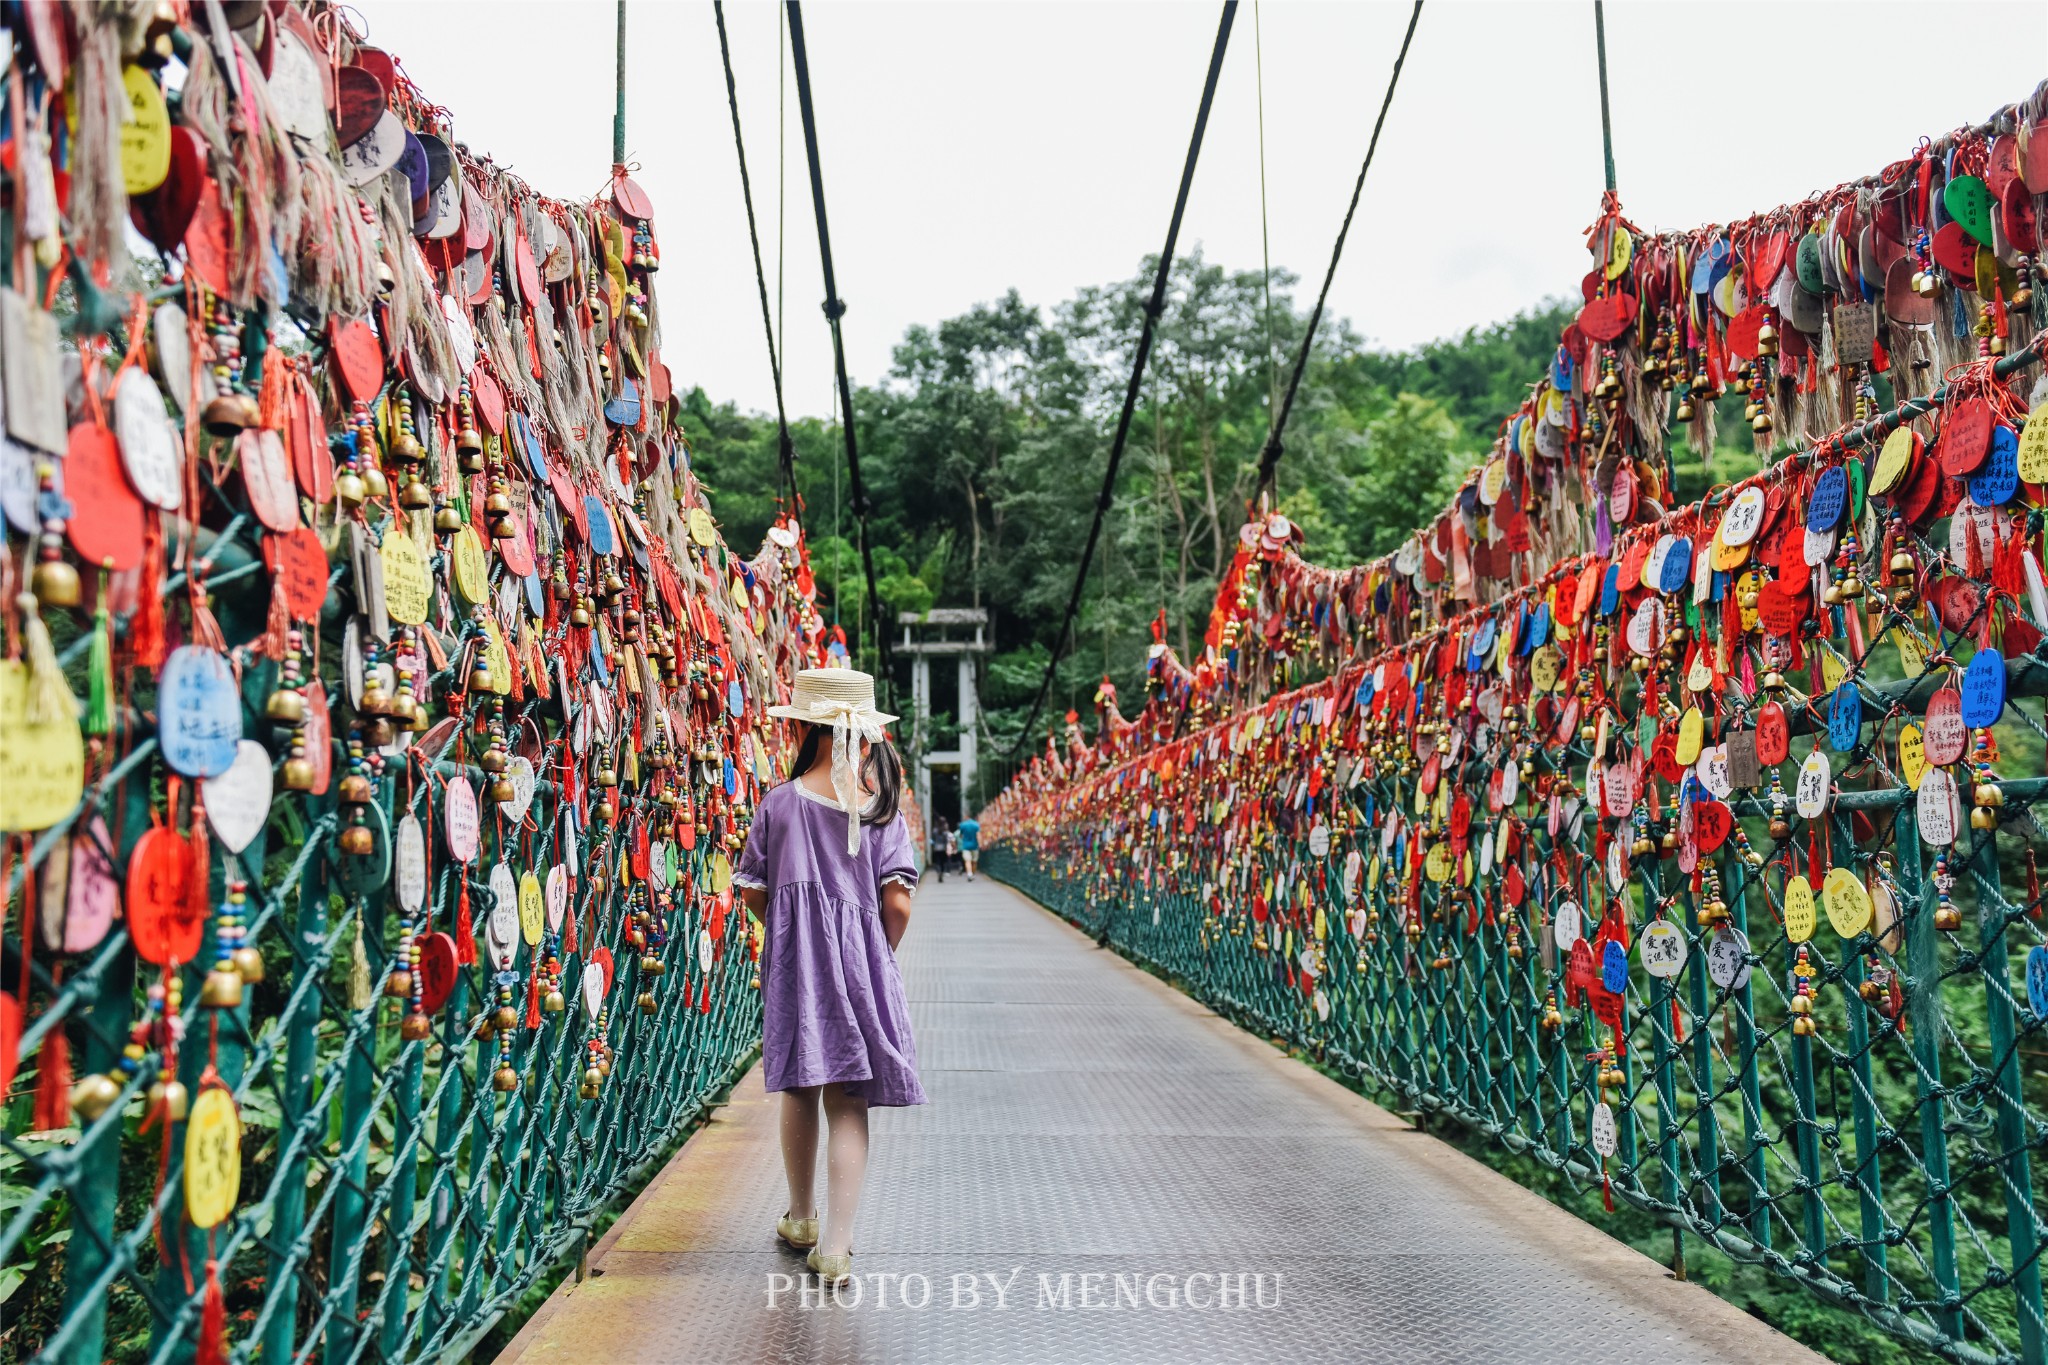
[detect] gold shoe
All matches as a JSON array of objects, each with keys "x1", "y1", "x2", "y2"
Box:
[
  {"x1": 806, "y1": 1247, "x2": 852, "y2": 1285},
  {"x1": 777, "y1": 1213, "x2": 818, "y2": 1249}
]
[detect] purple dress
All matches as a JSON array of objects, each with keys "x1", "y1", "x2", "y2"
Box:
[{"x1": 733, "y1": 781, "x2": 927, "y2": 1106}]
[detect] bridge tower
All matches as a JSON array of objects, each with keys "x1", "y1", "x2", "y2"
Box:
[{"x1": 898, "y1": 608, "x2": 989, "y2": 834}]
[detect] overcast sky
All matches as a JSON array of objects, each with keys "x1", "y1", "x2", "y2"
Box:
[{"x1": 357, "y1": 1, "x2": 2045, "y2": 419}]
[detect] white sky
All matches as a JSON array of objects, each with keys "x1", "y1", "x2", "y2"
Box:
[{"x1": 357, "y1": 0, "x2": 2046, "y2": 419}]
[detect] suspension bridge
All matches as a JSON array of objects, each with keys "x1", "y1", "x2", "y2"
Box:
[{"x1": 498, "y1": 876, "x2": 1819, "y2": 1364}]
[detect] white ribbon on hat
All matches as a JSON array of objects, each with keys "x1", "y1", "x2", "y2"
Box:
[{"x1": 793, "y1": 697, "x2": 888, "y2": 854}]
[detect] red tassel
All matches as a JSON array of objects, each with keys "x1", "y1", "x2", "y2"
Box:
[
  {"x1": 196, "y1": 1259, "x2": 227, "y2": 1365},
  {"x1": 524, "y1": 963, "x2": 541, "y2": 1030},
  {"x1": 131, "y1": 512, "x2": 167, "y2": 668},
  {"x1": 32, "y1": 1026, "x2": 72, "y2": 1131},
  {"x1": 455, "y1": 869, "x2": 475, "y2": 966},
  {"x1": 1602, "y1": 1169, "x2": 1614, "y2": 1213},
  {"x1": 561, "y1": 879, "x2": 578, "y2": 954},
  {"x1": 698, "y1": 979, "x2": 712, "y2": 1014}
]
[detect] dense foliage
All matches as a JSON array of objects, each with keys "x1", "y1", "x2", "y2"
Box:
[{"x1": 683, "y1": 256, "x2": 1610, "y2": 802}]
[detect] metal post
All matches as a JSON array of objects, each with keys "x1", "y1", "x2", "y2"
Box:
[
  {"x1": 1592, "y1": 0, "x2": 1616, "y2": 194},
  {"x1": 612, "y1": 0, "x2": 628, "y2": 167}
]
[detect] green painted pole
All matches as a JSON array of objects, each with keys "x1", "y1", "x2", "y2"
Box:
[
  {"x1": 612, "y1": 0, "x2": 627, "y2": 167},
  {"x1": 1900, "y1": 809, "x2": 1963, "y2": 1339}
]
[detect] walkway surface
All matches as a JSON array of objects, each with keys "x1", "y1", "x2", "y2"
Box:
[{"x1": 498, "y1": 876, "x2": 1821, "y2": 1365}]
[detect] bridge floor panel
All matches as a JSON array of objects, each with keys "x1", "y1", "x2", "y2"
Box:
[{"x1": 498, "y1": 877, "x2": 1819, "y2": 1365}]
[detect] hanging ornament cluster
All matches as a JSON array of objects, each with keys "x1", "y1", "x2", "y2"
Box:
[{"x1": 0, "y1": 7, "x2": 830, "y2": 1360}]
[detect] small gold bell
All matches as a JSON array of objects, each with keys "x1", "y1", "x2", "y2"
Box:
[
  {"x1": 338, "y1": 823, "x2": 376, "y2": 855},
  {"x1": 283, "y1": 757, "x2": 316, "y2": 791},
  {"x1": 434, "y1": 504, "x2": 465, "y2": 533},
  {"x1": 492, "y1": 1065, "x2": 521, "y2": 1093},
  {"x1": 230, "y1": 946, "x2": 265, "y2": 983},
  {"x1": 334, "y1": 469, "x2": 368, "y2": 508},
  {"x1": 494, "y1": 1005, "x2": 520, "y2": 1032},
  {"x1": 201, "y1": 391, "x2": 260, "y2": 437},
  {"x1": 637, "y1": 990, "x2": 658, "y2": 1014},
  {"x1": 266, "y1": 688, "x2": 306, "y2": 724},
  {"x1": 147, "y1": 1077, "x2": 190, "y2": 1122},
  {"x1": 361, "y1": 464, "x2": 390, "y2": 501},
  {"x1": 339, "y1": 774, "x2": 374, "y2": 804},
  {"x1": 385, "y1": 970, "x2": 413, "y2": 998},
  {"x1": 544, "y1": 990, "x2": 566, "y2": 1013},
  {"x1": 201, "y1": 967, "x2": 245, "y2": 1008},
  {"x1": 400, "y1": 476, "x2": 434, "y2": 510},
  {"x1": 400, "y1": 1013, "x2": 434, "y2": 1041},
  {"x1": 31, "y1": 556, "x2": 81, "y2": 608},
  {"x1": 70, "y1": 1072, "x2": 126, "y2": 1122}
]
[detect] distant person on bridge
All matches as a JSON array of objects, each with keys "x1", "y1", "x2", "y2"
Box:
[
  {"x1": 929, "y1": 816, "x2": 950, "y2": 882},
  {"x1": 735, "y1": 668, "x2": 926, "y2": 1288},
  {"x1": 957, "y1": 811, "x2": 980, "y2": 881}
]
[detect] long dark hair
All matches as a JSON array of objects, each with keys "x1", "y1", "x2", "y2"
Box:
[{"x1": 789, "y1": 723, "x2": 903, "y2": 827}]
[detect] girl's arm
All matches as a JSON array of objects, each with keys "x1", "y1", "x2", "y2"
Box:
[
  {"x1": 740, "y1": 885, "x2": 767, "y2": 919},
  {"x1": 880, "y1": 881, "x2": 913, "y2": 951}
]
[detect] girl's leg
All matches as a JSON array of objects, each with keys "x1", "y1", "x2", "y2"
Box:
[
  {"x1": 818, "y1": 1082, "x2": 870, "y2": 1256},
  {"x1": 780, "y1": 1086, "x2": 822, "y2": 1219}
]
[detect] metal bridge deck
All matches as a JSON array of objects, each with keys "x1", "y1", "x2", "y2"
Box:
[{"x1": 497, "y1": 876, "x2": 1819, "y2": 1364}]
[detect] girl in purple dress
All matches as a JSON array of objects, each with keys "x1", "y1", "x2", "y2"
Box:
[{"x1": 734, "y1": 668, "x2": 924, "y2": 1286}]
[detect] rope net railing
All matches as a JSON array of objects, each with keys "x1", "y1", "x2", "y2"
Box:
[
  {"x1": 987, "y1": 86, "x2": 2048, "y2": 1365},
  {"x1": 0, "y1": 5, "x2": 819, "y2": 1362}
]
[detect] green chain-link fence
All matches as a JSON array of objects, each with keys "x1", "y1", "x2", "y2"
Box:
[
  {"x1": 1, "y1": 519, "x2": 766, "y2": 1365},
  {"x1": 991, "y1": 642, "x2": 2048, "y2": 1365}
]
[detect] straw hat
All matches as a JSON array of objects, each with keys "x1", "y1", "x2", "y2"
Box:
[
  {"x1": 768, "y1": 668, "x2": 896, "y2": 854},
  {"x1": 767, "y1": 667, "x2": 898, "y2": 728}
]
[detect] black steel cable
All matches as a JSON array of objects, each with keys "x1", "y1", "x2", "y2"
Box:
[
  {"x1": 786, "y1": 0, "x2": 890, "y2": 677},
  {"x1": 713, "y1": 2, "x2": 797, "y2": 502},
  {"x1": 1252, "y1": 0, "x2": 1423, "y2": 500},
  {"x1": 1003, "y1": 1, "x2": 1239, "y2": 760}
]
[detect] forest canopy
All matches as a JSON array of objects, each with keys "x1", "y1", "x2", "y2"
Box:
[{"x1": 681, "y1": 256, "x2": 1675, "y2": 803}]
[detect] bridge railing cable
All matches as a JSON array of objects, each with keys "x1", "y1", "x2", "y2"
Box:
[
  {"x1": 1003, "y1": 0, "x2": 1242, "y2": 760},
  {"x1": 785, "y1": 0, "x2": 892, "y2": 681}
]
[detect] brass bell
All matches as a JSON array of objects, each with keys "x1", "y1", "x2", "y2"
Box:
[
  {"x1": 640, "y1": 953, "x2": 665, "y2": 976},
  {"x1": 493, "y1": 1005, "x2": 520, "y2": 1032},
  {"x1": 334, "y1": 468, "x2": 368, "y2": 508},
  {"x1": 361, "y1": 464, "x2": 391, "y2": 501},
  {"x1": 31, "y1": 556, "x2": 81, "y2": 608},
  {"x1": 390, "y1": 428, "x2": 424, "y2": 464},
  {"x1": 230, "y1": 946, "x2": 265, "y2": 983},
  {"x1": 340, "y1": 773, "x2": 375, "y2": 804},
  {"x1": 70, "y1": 1072, "x2": 126, "y2": 1122},
  {"x1": 479, "y1": 747, "x2": 509, "y2": 775},
  {"x1": 484, "y1": 490, "x2": 512, "y2": 516},
  {"x1": 338, "y1": 823, "x2": 376, "y2": 855},
  {"x1": 637, "y1": 990, "x2": 658, "y2": 1014},
  {"x1": 400, "y1": 1013, "x2": 434, "y2": 1041},
  {"x1": 434, "y1": 504, "x2": 466, "y2": 533},
  {"x1": 364, "y1": 716, "x2": 396, "y2": 749},
  {"x1": 201, "y1": 967, "x2": 245, "y2": 1009},
  {"x1": 457, "y1": 421, "x2": 485, "y2": 457},
  {"x1": 469, "y1": 662, "x2": 495, "y2": 694},
  {"x1": 1914, "y1": 271, "x2": 1940, "y2": 298},
  {"x1": 266, "y1": 687, "x2": 306, "y2": 724},
  {"x1": 400, "y1": 476, "x2": 434, "y2": 511},
  {"x1": 385, "y1": 970, "x2": 413, "y2": 998},
  {"x1": 544, "y1": 990, "x2": 566, "y2": 1013},
  {"x1": 492, "y1": 1065, "x2": 520, "y2": 1093},
  {"x1": 201, "y1": 391, "x2": 260, "y2": 438},
  {"x1": 1675, "y1": 399, "x2": 1695, "y2": 422},
  {"x1": 1935, "y1": 904, "x2": 1963, "y2": 932},
  {"x1": 459, "y1": 444, "x2": 488, "y2": 476},
  {"x1": 147, "y1": 1076, "x2": 190, "y2": 1122},
  {"x1": 490, "y1": 776, "x2": 516, "y2": 803}
]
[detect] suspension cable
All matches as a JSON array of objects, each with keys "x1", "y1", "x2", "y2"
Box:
[
  {"x1": 713, "y1": 2, "x2": 797, "y2": 503},
  {"x1": 786, "y1": 0, "x2": 891, "y2": 680},
  {"x1": 1252, "y1": 0, "x2": 1423, "y2": 501},
  {"x1": 1254, "y1": 0, "x2": 1277, "y2": 415},
  {"x1": 1003, "y1": 0, "x2": 1239, "y2": 760}
]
